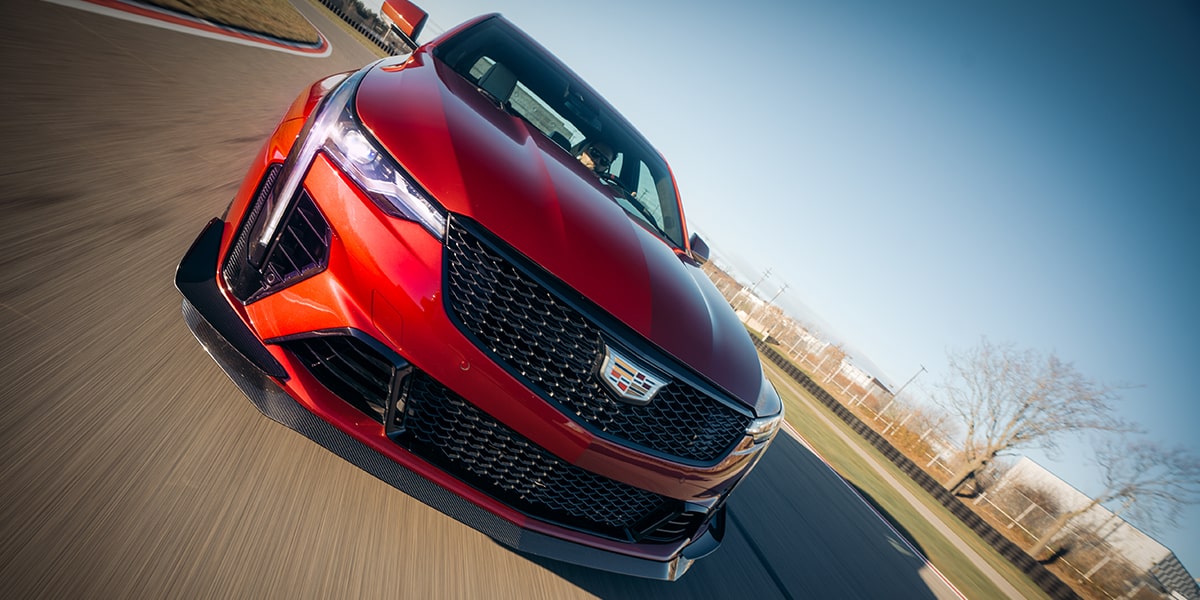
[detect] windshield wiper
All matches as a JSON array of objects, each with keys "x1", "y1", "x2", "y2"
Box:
[
  {"x1": 485, "y1": 96, "x2": 545, "y2": 139},
  {"x1": 476, "y1": 85, "x2": 504, "y2": 109},
  {"x1": 600, "y1": 176, "x2": 665, "y2": 237}
]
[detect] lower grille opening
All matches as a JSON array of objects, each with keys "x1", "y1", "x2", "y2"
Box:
[
  {"x1": 279, "y1": 330, "x2": 708, "y2": 544},
  {"x1": 402, "y1": 370, "x2": 672, "y2": 540}
]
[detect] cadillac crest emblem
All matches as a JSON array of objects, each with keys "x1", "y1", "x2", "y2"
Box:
[{"x1": 598, "y1": 343, "x2": 668, "y2": 405}]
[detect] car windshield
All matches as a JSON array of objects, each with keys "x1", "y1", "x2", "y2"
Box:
[{"x1": 433, "y1": 17, "x2": 686, "y2": 248}]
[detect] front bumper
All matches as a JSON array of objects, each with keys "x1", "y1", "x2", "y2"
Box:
[{"x1": 176, "y1": 218, "x2": 723, "y2": 580}]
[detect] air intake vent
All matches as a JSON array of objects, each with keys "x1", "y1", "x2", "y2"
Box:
[
  {"x1": 281, "y1": 329, "x2": 706, "y2": 544},
  {"x1": 281, "y1": 333, "x2": 394, "y2": 421},
  {"x1": 401, "y1": 370, "x2": 700, "y2": 542},
  {"x1": 640, "y1": 511, "x2": 704, "y2": 543},
  {"x1": 257, "y1": 191, "x2": 330, "y2": 297},
  {"x1": 223, "y1": 170, "x2": 331, "y2": 304}
]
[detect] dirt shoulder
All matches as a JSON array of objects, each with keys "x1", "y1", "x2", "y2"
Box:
[{"x1": 144, "y1": 0, "x2": 320, "y2": 44}]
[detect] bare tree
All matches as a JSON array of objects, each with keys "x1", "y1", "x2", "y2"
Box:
[
  {"x1": 908, "y1": 402, "x2": 960, "y2": 442},
  {"x1": 936, "y1": 338, "x2": 1128, "y2": 494},
  {"x1": 1013, "y1": 483, "x2": 1062, "y2": 517},
  {"x1": 1031, "y1": 438, "x2": 1200, "y2": 558}
]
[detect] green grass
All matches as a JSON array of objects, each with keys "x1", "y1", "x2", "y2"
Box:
[
  {"x1": 766, "y1": 359, "x2": 1052, "y2": 599},
  {"x1": 144, "y1": 0, "x2": 321, "y2": 43}
]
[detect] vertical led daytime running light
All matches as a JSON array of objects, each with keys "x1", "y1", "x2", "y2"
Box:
[{"x1": 252, "y1": 68, "x2": 365, "y2": 261}]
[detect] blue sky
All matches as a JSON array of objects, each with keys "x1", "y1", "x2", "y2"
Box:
[{"x1": 380, "y1": 0, "x2": 1200, "y2": 572}]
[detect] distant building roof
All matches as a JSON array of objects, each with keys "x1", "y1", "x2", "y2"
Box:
[
  {"x1": 1004, "y1": 457, "x2": 1171, "y2": 570},
  {"x1": 1001, "y1": 457, "x2": 1199, "y2": 599}
]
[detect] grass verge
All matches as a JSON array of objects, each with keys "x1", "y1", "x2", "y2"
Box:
[
  {"x1": 144, "y1": 0, "x2": 321, "y2": 44},
  {"x1": 767, "y1": 358, "x2": 1052, "y2": 599}
]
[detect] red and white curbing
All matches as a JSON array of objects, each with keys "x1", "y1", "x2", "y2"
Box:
[{"x1": 43, "y1": 0, "x2": 332, "y2": 58}]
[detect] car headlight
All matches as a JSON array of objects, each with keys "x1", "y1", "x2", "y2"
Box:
[
  {"x1": 253, "y1": 63, "x2": 445, "y2": 263},
  {"x1": 746, "y1": 378, "x2": 784, "y2": 443},
  {"x1": 321, "y1": 106, "x2": 446, "y2": 239}
]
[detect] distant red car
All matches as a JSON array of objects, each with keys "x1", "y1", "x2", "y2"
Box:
[{"x1": 177, "y1": 14, "x2": 781, "y2": 580}]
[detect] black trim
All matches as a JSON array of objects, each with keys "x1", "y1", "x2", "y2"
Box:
[
  {"x1": 246, "y1": 190, "x2": 332, "y2": 303},
  {"x1": 224, "y1": 163, "x2": 282, "y2": 302},
  {"x1": 180, "y1": 297, "x2": 717, "y2": 580},
  {"x1": 271, "y1": 329, "x2": 406, "y2": 424},
  {"x1": 267, "y1": 327, "x2": 405, "y2": 361},
  {"x1": 175, "y1": 218, "x2": 288, "y2": 379},
  {"x1": 223, "y1": 168, "x2": 332, "y2": 306}
]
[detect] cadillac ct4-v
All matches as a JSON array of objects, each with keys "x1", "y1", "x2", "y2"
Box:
[{"x1": 176, "y1": 14, "x2": 782, "y2": 580}]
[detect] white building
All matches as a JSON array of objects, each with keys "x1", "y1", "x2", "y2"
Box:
[
  {"x1": 1001, "y1": 457, "x2": 1199, "y2": 599},
  {"x1": 832, "y1": 358, "x2": 875, "y2": 389}
]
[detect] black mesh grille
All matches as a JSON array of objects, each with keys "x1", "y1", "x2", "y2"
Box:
[
  {"x1": 403, "y1": 371, "x2": 705, "y2": 541},
  {"x1": 443, "y1": 220, "x2": 751, "y2": 462},
  {"x1": 282, "y1": 335, "x2": 393, "y2": 421},
  {"x1": 282, "y1": 331, "x2": 706, "y2": 544}
]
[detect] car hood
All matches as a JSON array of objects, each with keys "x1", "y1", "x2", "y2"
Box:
[{"x1": 354, "y1": 53, "x2": 763, "y2": 408}]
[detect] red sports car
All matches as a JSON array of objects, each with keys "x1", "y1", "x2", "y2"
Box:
[{"x1": 177, "y1": 14, "x2": 781, "y2": 580}]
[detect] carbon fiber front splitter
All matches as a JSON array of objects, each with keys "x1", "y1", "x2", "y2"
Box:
[{"x1": 175, "y1": 217, "x2": 722, "y2": 581}]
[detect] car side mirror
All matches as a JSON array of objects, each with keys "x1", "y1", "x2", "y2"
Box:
[{"x1": 689, "y1": 233, "x2": 710, "y2": 263}]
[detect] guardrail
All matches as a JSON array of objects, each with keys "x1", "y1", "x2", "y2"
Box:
[{"x1": 756, "y1": 339, "x2": 1081, "y2": 600}]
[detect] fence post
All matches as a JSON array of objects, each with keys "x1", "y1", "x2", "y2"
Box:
[
  {"x1": 1007, "y1": 502, "x2": 1038, "y2": 529},
  {"x1": 1083, "y1": 555, "x2": 1112, "y2": 580}
]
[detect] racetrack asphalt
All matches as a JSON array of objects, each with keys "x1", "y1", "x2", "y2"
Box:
[{"x1": 0, "y1": 2, "x2": 962, "y2": 598}]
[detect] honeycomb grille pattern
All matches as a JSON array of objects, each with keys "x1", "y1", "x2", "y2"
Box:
[
  {"x1": 444, "y1": 220, "x2": 750, "y2": 462},
  {"x1": 281, "y1": 331, "x2": 703, "y2": 543},
  {"x1": 403, "y1": 371, "x2": 669, "y2": 533}
]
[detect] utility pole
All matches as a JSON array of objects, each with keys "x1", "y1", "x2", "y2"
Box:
[
  {"x1": 747, "y1": 269, "x2": 771, "y2": 295},
  {"x1": 877, "y1": 364, "x2": 926, "y2": 418},
  {"x1": 731, "y1": 268, "x2": 771, "y2": 313},
  {"x1": 751, "y1": 283, "x2": 788, "y2": 336},
  {"x1": 764, "y1": 283, "x2": 788, "y2": 305},
  {"x1": 751, "y1": 283, "x2": 788, "y2": 321}
]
